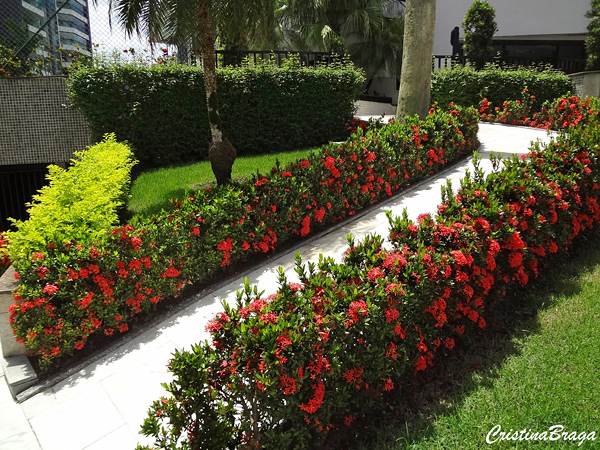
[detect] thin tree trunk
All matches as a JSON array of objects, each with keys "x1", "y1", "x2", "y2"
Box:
[
  {"x1": 198, "y1": 0, "x2": 222, "y2": 143},
  {"x1": 198, "y1": 0, "x2": 236, "y2": 185},
  {"x1": 396, "y1": 0, "x2": 436, "y2": 121}
]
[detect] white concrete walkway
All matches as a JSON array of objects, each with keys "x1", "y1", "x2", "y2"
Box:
[{"x1": 0, "y1": 122, "x2": 555, "y2": 450}]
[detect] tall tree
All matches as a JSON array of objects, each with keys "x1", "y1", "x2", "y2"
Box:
[
  {"x1": 586, "y1": 0, "x2": 600, "y2": 70},
  {"x1": 396, "y1": 0, "x2": 435, "y2": 121},
  {"x1": 102, "y1": 0, "x2": 276, "y2": 185},
  {"x1": 282, "y1": 0, "x2": 405, "y2": 79},
  {"x1": 462, "y1": 0, "x2": 497, "y2": 59}
]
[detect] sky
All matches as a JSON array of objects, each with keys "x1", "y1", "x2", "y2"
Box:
[{"x1": 87, "y1": 0, "x2": 161, "y2": 59}]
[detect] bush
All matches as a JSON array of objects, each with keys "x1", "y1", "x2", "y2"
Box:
[
  {"x1": 66, "y1": 58, "x2": 365, "y2": 166},
  {"x1": 431, "y1": 64, "x2": 573, "y2": 111},
  {"x1": 0, "y1": 232, "x2": 9, "y2": 277},
  {"x1": 479, "y1": 91, "x2": 599, "y2": 129},
  {"x1": 137, "y1": 104, "x2": 600, "y2": 449},
  {"x1": 7, "y1": 105, "x2": 478, "y2": 371},
  {"x1": 586, "y1": 0, "x2": 600, "y2": 70},
  {"x1": 462, "y1": 0, "x2": 497, "y2": 58},
  {"x1": 7, "y1": 135, "x2": 136, "y2": 263}
]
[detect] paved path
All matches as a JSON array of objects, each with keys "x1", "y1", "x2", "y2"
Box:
[{"x1": 0, "y1": 122, "x2": 555, "y2": 450}]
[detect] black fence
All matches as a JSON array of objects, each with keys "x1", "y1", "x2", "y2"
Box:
[
  {"x1": 433, "y1": 55, "x2": 586, "y2": 74},
  {"x1": 0, "y1": 164, "x2": 48, "y2": 232},
  {"x1": 215, "y1": 50, "x2": 336, "y2": 68}
]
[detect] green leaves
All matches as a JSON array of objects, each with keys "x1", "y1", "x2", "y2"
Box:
[
  {"x1": 7, "y1": 135, "x2": 136, "y2": 263},
  {"x1": 586, "y1": 0, "x2": 600, "y2": 70},
  {"x1": 462, "y1": 0, "x2": 498, "y2": 58},
  {"x1": 67, "y1": 58, "x2": 364, "y2": 166},
  {"x1": 432, "y1": 64, "x2": 573, "y2": 112}
]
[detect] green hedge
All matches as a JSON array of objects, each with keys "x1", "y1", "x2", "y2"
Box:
[
  {"x1": 7, "y1": 134, "x2": 136, "y2": 262},
  {"x1": 66, "y1": 59, "x2": 364, "y2": 166},
  {"x1": 431, "y1": 64, "x2": 573, "y2": 111}
]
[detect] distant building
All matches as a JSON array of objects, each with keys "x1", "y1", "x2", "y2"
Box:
[
  {"x1": 365, "y1": 0, "x2": 590, "y2": 105},
  {"x1": 435, "y1": 0, "x2": 588, "y2": 64},
  {"x1": 0, "y1": 0, "x2": 92, "y2": 74}
]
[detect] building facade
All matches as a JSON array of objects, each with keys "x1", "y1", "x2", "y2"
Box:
[
  {"x1": 0, "y1": 0, "x2": 92, "y2": 74},
  {"x1": 435, "y1": 0, "x2": 589, "y2": 63},
  {"x1": 366, "y1": 0, "x2": 590, "y2": 104}
]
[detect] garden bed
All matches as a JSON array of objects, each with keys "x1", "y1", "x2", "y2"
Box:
[
  {"x1": 2, "y1": 105, "x2": 479, "y2": 374},
  {"x1": 134, "y1": 96, "x2": 600, "y2": 449}
]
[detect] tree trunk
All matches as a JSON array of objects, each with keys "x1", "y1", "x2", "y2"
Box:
[
  {"x1": 198, "y1": 0, "x2": 236, "y2": 186},
  {"x1": 396, "y1": 0, "x2": 436, "y2": 121}
]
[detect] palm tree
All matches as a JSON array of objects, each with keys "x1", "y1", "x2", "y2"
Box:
[
  {"x1": 396, "y1": 0, "x2": 436, "y2": 120},
  {"x1": 346, "y1": 11, "x2": 404, "y2": 80},
  {"x1": 100, "y1": 0, "x2": 277, "y2": 185},
  {"x1": 281, "y1": 0, "x2": 405, "y2": 79}
]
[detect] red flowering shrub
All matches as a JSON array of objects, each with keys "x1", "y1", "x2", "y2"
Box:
[
  {"x1": 7, "y1": 106, "x2": 477, "y2": 371},
  {"x1": 138, "y1": 112, "x2": 600, "y2": 448},
  {"x1": 479, "y1": 91, "x2": 599, "y2": 129},
  {"x1": 346, "y1": 117, "x2": 368, "y2": 134},
  {"x1": 0, "y1": 232, "x2": 10, "y2": 277}
]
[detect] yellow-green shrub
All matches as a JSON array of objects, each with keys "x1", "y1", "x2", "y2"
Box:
[{"x1": 7, "y1": 134, "x2": 136, "y2": 262}]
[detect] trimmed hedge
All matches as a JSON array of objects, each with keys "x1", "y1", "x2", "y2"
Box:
[
  {"x1": 6, "y1": 105, "x2": 478, "y2": 371},
  {"x1": 431, "y1": 64, "x2": 573, "y2": 111},
  {"x1": 66, "y1": 59, "x2": 365, "y2": 165},
  {"x1": 137, "y1": 101, "x2": 600, "y2": 449}
]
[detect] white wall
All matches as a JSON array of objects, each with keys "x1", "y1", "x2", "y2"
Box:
[{"x1": 434, "y1": 0, "x2": 590, "y2": 55}]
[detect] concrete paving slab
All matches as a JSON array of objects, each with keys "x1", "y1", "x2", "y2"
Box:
[
  {"x1": 20, "y1": 389, "x2": 56, "y2": 421},
  {"x1": 0, "y1": 429, "x2": 41, "y2": 450},
  {"x1": 0, "y1": 399, "x2": 35, "y2": 443},
  {"x1": 101, "y1": 363, "x2": 172, "y2": 434},
  {"x1": 82, "y1": 425, "x2": 139, "y2": 450},
  {"x1": 29, "y1": 388, "x2": 124, "y2": 450}
]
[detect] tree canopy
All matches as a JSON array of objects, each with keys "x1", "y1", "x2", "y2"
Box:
[
  {"x1": 462, "y1": 0, "x2": 497, "y2": 59},
  {"x1": 586, "y1": 0, "x2": 600, "y2": 70}
]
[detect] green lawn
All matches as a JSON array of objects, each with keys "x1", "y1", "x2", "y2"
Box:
[
  {"x1": 356, "y1": 234, "x2": 600, "y2": 449},
  {"x1": 127, "y1": 149, "x2": 316, "y2": 217}
]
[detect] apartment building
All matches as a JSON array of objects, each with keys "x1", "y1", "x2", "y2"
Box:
[
  {"x1": 367, "y1": 0, "x2": 591, "y2": 103},
  {"x1": 0, "y1": 0, "x2": 93, "y2": 73}
]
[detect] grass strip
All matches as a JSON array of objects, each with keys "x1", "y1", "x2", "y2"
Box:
[
  {"x1": 359, "y1": 234, "x2": 600, "y2": 449},
  {"x1": 127, "y1": 149, "x2": 316, "y2": 217}
]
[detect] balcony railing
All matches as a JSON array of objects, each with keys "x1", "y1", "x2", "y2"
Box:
[
  {"x1": 215, "y1": 50, "x2": 336, "y2": 68},
  {"x1": 433, "y1": 55, "x2": 586, "y2": 74}
]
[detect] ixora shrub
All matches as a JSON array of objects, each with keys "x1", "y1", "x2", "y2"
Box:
[
  {"x1": 479, "y1": 90, "x2": 599, "y2": 129},
  {"x1": 0, "y1": 233, "x2": 9, "y2": 277},
  {"x1": 66, "y1": 58, "x2": 364, "y2": 165},
  {"x1": 7, "y1": 105, "x2": 478, "y2": 371},
  {"x1": 137, "y1": 111, "x2": 600, "y2": 449},
  {"x1": 431, "y1": 64, "x2": 573, "y2": 112}
]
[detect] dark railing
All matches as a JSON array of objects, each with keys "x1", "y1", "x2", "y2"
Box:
[
  {"x1": 0, "y1": 164, "x2": 48, "y2": 232},
  {"x1": 215, "y1": 50, "x2": 335, "y2": 68},
  {"x1": 433, "y1": 55, "x2": 586, "y2": 74}
]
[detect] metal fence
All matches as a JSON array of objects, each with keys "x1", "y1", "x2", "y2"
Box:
[
  {"x1": 432, "y1": 55, "x2": 586, "y2": 74},
  {"x1": 0, "y1": 0, "x2": 195, "y2": 76},
  {"x1": 0, "y1": 0, "x2": 339, "y2": 76},
  {"x1": 215, "y1": 50, "x2": 337, "y2": 68},
  {"x1": 0, "y1": 0, "x2": 585, "y2": 76},
  {"x1": 0, "y1": 0, "x2": 93, "y2": 76}
]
